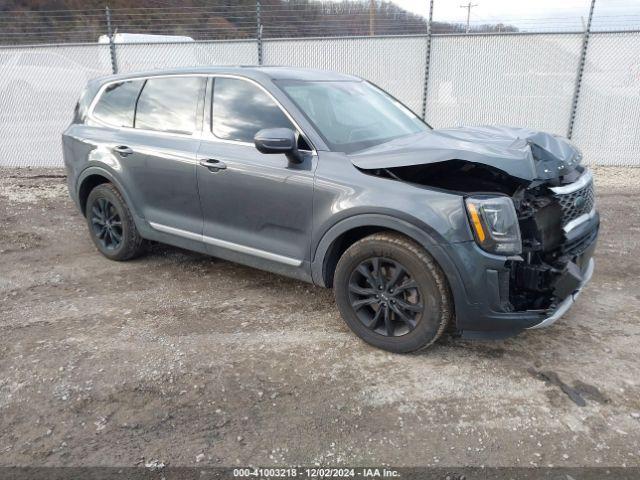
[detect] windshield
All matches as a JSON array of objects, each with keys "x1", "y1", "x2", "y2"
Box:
[{"x1": 277, "y1": 80, "x2": 429, "y2": 154}]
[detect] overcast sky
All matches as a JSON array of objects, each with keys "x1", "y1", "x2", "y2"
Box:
[{"x1": 389, "y1": 0, "x2": 640, "y2": 31}]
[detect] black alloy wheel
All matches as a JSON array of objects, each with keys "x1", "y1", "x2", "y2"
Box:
[
  {"x1": 334, "y1": 232, "x2": 452, "y2": 353},
  {"x1": 348, "y1": 257, "x2": 423, "y2": 337},
  {"x1": 90, "y1": 197, "x2": 123, "y2": 251},
  {"x1": 85, "y1": 183, "x2": 145, "y2": 261}
]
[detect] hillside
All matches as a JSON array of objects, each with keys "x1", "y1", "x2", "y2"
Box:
[{"x1": 0, "y1": 0, "x2": 517, "y2": 44}]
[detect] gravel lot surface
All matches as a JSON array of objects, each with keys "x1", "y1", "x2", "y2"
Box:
[{"x1": 0, "y1": 167, "x2": 639, "y2": 467}]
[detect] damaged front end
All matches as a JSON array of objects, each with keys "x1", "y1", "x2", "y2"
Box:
[
  {"x1": 509, "y1": 169, "x2": 597, "y2": 314},
  {"x1": 373, "y1": 161, "x2": 597, "y2": 317},
  {"x1": 353, "y1": 127, "x2": 599, "y2": 332}
]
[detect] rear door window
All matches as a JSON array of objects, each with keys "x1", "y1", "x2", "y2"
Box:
[
  {"x1": 92, "y1": 80, "x2": 144, "y2": 127},
  {"x1": 135, "y1": 76, "x2": 205, "y2": 134}
]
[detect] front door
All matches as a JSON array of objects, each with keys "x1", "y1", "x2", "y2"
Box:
[{"x1": 196, "y1": 76, "x2": 316, "y2": 277}]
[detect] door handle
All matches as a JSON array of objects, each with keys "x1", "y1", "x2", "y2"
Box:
[
  {"x1": 114, "y1": 145, "x2": 133, "y2": 157},
  {"x1": 199, "y1": 158, "x2": 227, "y2": 172}
]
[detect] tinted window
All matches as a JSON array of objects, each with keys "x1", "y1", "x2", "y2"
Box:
[
  {"x1": 211, "y1": 77, "x2": 294, "y2": 143},
  {"x1": 279, "y1": 80, "x2": 428, "y2": 153},
  {"x1": 135, "y1": 77, "x2": 204, "y2": 134},
  {"x1": 73, "y1": 87, "x2": 94, "y2": 124},
  {"x1": 92, "y1": 80, "x2": 144, "y2": 127}
]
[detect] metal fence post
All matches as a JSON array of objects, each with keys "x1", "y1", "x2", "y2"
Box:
[
  {"x1": 256, "y1": 1, "x2": 263, "y2": 65},
  {"x1": 421, "y1": 0, "x2": 434, "y2": 120},
  {"x1": 567, "y1": 0, "x2": 596, "y2": 139},
  {"x1": 105, "y1": 5, "x2": 118, "y2": 74}
]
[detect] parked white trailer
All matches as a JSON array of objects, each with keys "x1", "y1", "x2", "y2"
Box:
[{"x1": 98, "y1": 33, "x2": 197, "y2": 72}]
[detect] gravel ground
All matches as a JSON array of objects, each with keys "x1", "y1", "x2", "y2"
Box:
[{"x1": 0, "y1": 166, "x2": 639, "y2": 468}]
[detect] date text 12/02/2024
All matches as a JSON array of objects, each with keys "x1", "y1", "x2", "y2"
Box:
[{"x1": 233, "y1": 468, "x2": 401, "y2": 478}]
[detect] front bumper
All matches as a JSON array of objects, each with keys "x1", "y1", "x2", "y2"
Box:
[
  {"x1": 527, "y1": 257, "x2": 594, "y2": 329},
  {"x1": 445, "y1": 211, "x2": 598, "y2": 338}
]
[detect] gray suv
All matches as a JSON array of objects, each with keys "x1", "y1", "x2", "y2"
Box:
[{"x1": 63, "y1": 67, "x2": 598, "y2": 353}]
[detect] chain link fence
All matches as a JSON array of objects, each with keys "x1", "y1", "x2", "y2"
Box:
[
  {"x1": 572, "y1": 31, "x2": 640, "y2": 166},
  {"x1": 262, "y1": 36, "x2": 428, "y2": 113},
  {"x1": 0, "y1": 44, "x2": 109, "y2": 167},
  {"x1": 425, "y1": 33, "x2": 583, "y2": 136},
  {"x1": 0, "y1": 30, "x2": 638, "y2": 167}
]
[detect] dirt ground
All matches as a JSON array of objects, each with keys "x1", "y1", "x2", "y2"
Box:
[{"x1": 0, "y1": 166, "x2": 639, "y2": 468}]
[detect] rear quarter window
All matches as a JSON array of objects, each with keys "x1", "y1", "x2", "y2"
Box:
[
  {"x1": 92, "y1": 80, "x2": 144, "y2": 127},
  {"x1": 73, "y1": 84, "x2": 98, "y2": 124}
]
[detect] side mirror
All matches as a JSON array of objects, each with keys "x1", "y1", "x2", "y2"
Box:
[{"x1": 254, "y1": 128, "x2": 303, "y2": 164}]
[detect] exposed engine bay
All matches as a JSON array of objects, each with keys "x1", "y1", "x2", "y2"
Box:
[{"x1": 362, "y1": 159, "x2": 598, "y2": 313}]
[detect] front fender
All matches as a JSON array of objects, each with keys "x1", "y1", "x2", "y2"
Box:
[{"x1": 310, "y1": 214, "x2": 468, "y2": 308}]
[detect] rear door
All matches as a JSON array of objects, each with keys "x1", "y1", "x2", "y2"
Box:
[
  {"x1": 91, "y1": 76, "x2": 206, "y2": 234},
  {"x1": 196, "y1": 76, "x2": 316, "y2": 276}
]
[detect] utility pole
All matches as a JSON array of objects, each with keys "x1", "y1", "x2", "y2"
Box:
[
  {"x1": 567, "y1": 0, "x2": 596, "y2": 139},
  {"x1": 421, "y1": 0, "x2": 435, "y2": 120},
  {"x1": 256, "y1": 0, "x2": 263, "y2": 65},
  {"x1": 105, "y1": 5, "x2": 118, "y2": 74},
  {"x1": 460, "y1": 2, "x2": 478, "y2": 34},
  {"x1": 369, "y1": 0, "x2": 375, "y2": 36}
]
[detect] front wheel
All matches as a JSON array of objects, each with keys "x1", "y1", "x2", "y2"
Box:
[
  {"x1": 334, "y1": 232, "x2": 452, "y2": 353},
  {"x1": 85, "y1": 183, "x2": 145, "y2": 261}
]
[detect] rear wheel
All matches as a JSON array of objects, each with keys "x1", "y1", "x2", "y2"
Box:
[
  {"x1": 85, "y1": 183, "x2": 145, "y2": 261},
  {"x1": 334, "y1": 232, "x2": 452, "y2": 353}
]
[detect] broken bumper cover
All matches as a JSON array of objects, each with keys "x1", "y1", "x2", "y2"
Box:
[
  {"x1": 527, "y1": 257, "x2": 595, "y2": 329},
  {"x1": 444, "y1": 222, "x2": 597, "y2": 337}
]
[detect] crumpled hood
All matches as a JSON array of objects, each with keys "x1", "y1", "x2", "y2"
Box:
[{"x1": 350, "y1": 125, "x2": 582, "y2": 181}]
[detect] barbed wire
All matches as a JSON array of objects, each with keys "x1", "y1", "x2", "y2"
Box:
[{"x1": 1, "y1": 2, "x2": 639, "y2": 45}]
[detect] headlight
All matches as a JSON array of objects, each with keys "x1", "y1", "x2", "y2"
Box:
[{"x1": 465, "y1": 195, "x2": 522, "y2": 255}]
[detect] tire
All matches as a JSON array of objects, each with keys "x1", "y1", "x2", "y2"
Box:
[
  {"x1": 85, "y1": 183, "x2": 145, "y2": 261},
  {"x1": 334, "y1": 232, "x2": 452, "y2": 353}
]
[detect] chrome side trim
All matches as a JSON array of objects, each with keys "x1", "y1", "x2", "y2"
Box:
[
  {"x1": 200, "y1": 234, "x2": 302, "y2": 267},
  {"x1": 563, "y1": 207, "x2": 597, "y2": 233},
  {"x1": 549, "y1": 169, "x2": 593, "y2": 195},
  {"x1": 149, "y1": 221, "x2": 202, "y2": 242},
  {"x1": 528, "y1": 258, "x2": 595, "y2": 329},
  {"x1": 148, "y1": 221, "x2": 302, "y2": 267}
]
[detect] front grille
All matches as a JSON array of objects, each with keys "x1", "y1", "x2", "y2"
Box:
[{"x1": 553, "y1": 178, "x2": 595, "y2": 228}]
